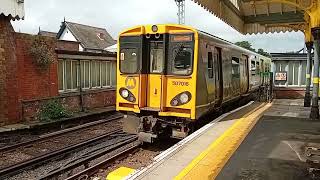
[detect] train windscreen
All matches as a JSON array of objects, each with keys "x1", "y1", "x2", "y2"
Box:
[
  {"x1": 119, "y1": 36, "x2": 142, "y2": 74},
  {"x1": 168, "y1": 34, "x2": 194, "y2": 76}
]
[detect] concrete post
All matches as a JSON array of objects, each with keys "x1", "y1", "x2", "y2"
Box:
[
  {"x1": 304, "y1": 42, "x2": 313, "y2": 107},
  {"x1": 310, "y1": 28, "x2": 320, "y2": 120}
]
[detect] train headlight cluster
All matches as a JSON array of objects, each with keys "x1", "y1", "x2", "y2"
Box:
[
  {"x1": 121, "y1": 89, "x2": 129, "y2": 98},
  {"x1": 180, "y1": 93, "x2": 189, "y2": 104},
  {"x1": 119, "y1": 88, "x2": 136, "y2": 103},
  {"x1": 170, "y1": 91, "x2": 192, "y2": 106}
]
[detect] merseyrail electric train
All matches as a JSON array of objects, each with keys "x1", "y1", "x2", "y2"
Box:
[{"x1": 116, "y1": 24, "x2": 271, "y2": 142}]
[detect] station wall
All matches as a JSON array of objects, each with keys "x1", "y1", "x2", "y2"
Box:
[{"x1": 0, "y1": 16, "x2": 116, "y2": 125}]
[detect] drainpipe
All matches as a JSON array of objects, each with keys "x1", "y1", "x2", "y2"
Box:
[
  {"x1": 310, "y1": 28, "x2": 320, "y2": 119},
  {"x1": 304, "y1": 42, "x2": 313, "y2": 107}
]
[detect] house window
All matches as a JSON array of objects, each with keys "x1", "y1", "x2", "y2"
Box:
[
  {"x1": 58, "y1": 59, "x2": 116, "y2": 92},
  {"x1": 288, "y1": 61, "x2": 300, "y2": 86},
  {"x1": 301, "y1": 61, "x2": 307, "y2": 86}
]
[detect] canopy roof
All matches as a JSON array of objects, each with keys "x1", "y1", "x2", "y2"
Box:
[
  {"x1": 192, "y1": 0, "x2": 314, "y2": 34},
  {"x1": 0, "y1": 0, "x2": 25, "y2": 20}
]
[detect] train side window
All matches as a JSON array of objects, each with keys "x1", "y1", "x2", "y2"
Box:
[
  {"x1": 256, "y1": 62, "x2": 260, "y2": 74},
  {"x1": 232, "y1": 57, "x2": 240, "y2": 78},
  {"x1": 208, "y1": 52, "x2": 213, "y2": 78}
]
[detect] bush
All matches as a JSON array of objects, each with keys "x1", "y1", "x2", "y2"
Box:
[
  {"x1": 29, "y1": 36, "x2": 55, "y2": 71},
  {"x1": 38, "y1": 100, "x2": 71, "y2": 121}
]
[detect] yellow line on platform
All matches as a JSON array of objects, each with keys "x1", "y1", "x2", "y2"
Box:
[{"x1": 174, "y1": 103, "x2": 271, "y2": 180}]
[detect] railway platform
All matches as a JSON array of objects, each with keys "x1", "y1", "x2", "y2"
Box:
[{"x1": 110, "y1": 99, "x2": 320, "y2": 180}]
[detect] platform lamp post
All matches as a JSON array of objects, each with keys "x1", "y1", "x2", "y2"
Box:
[
  {"x1": 304, "y1": 41, "x2": 313, "y2": 107},
  {"x1": 310, "y1": 27, "x2": 320, "y2": 120}
]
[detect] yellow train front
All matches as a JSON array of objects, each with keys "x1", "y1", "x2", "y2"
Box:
[{"x1": 116, "y1": 24, "x2": 271, "y2": 142}]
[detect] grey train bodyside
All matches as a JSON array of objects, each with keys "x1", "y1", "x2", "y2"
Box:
[{"x1": 194, "y1": 31, "x2": 270, "y2": 119}]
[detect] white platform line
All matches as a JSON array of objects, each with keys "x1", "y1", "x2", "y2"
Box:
[{"x1": 127, "y1": 101, "x2": 254, "y2": 179}]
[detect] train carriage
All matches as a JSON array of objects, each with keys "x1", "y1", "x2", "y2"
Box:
[{"x1": 116, "y1": 24, "x2": 271, "y2": 142}]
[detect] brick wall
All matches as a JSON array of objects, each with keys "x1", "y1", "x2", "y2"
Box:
[
  {"x1": 22, "y1": 89, "x2": 115, "y2": 122},
  {"x1": 0, "y1": 19, "x2": 116, "y2": 125},
  {"x1": 15, "y1": 33, "x2": 59, "y2": 101},
  {"x1": 274, "y1": 87, "x2": 305, "y2": 99},
  {"x1": 57, "y1": 40, "x2": 80, "y2": 51},
  {"x1": 0, "y1": 15, "x2": 19, "y2": 125}
]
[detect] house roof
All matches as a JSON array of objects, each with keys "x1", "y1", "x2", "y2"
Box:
[
  {"x1": 38, "y1": 30, "x2": 57, "y2": 38},
  {"x1": 57, "y1": 21, "x2": 116, "y2": 50}
]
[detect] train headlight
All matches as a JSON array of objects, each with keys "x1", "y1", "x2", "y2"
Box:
[
  {"x1": 119, "y1": 88, "x2": 136, "y2": 103},
  {"x1": 170, "y1": 91, "x2": 192, "y2": 106},
  {"x1": 180, "y1": 93, "x2": 189, "y2": 104},
  {"x1": 121, "y1": 89, "x2": 129, "y2": 98},
  {"x1": 152, "y1": 25, "x2": 158, "y2": 32}
]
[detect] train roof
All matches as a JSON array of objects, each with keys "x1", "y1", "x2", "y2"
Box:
[{"x1": 197, "y1": 30, "x2": 271, "y2": 61}]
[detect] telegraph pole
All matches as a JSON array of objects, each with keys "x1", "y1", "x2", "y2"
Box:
[{"x1": 175, "y1": 0, "x2": 185, "y2": 25}]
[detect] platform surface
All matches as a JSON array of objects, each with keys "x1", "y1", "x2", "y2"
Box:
[
  {"x1": 218, "y1": 99, "x2": 319, "y2": 180},
  {"x1": 128, "y1": 99, "x2": 320, "y2": 180},
  {"x1": 129, "y1": 101, "x2": 268, "y2": 180}
]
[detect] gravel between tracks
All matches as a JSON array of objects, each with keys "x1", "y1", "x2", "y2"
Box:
[
  {"x1": 6, "y1": 134, "x2": 136, "y2": 180},
  {"x1": 92, "y1": 139, "x2": 180, "y2": 179},
  {"x1": 0, "y1": 118, "x2": 122, "y2": 169}
]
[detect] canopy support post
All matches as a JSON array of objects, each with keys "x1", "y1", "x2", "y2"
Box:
[
  {"x1": 310, "y1": 27, "x2": 320, "y2": 120},
  {"x1": 305, "y1": 41, "x2": 313, "y2": 107}
]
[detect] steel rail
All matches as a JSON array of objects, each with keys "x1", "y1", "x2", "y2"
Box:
[
  {"x1": 66, "y1": 144, "x2": 140, "y2": 180},
  {"x1": 39, "y1": 136, "x2": 139, "y2": 180},
  {"x1": 0, "y1": 113, "x2": 123, "y2": 152},
  {"x1": 0, "y1": 129, "x2": 122, "y2": 179}
]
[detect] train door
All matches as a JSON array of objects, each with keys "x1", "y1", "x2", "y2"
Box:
[
  {"x1": 214, "y1": 47, "x2": 223, "y2": 104},
  {"x1": 242, "y1": 55, "x2": 249, "y2": 93},
  {"x1": 147, "y1": 40, "x2": 164, "y2": 110}
]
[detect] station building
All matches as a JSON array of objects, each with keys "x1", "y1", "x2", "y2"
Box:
[{"x1": 271, "y1": 52, "x2": 314, "y2": 99}]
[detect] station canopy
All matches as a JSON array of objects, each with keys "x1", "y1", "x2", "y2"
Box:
[{"x1": 192, "y1": 0, "x2": 312, "y2": 34}]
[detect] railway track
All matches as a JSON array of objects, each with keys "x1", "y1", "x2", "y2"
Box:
[
  {"x1": 0, "y1": 114, "x2": 124, "y2": 179},
  {"x1": 0, "y1": 113, "x2": 123, "y2": 153},
  {"x1": 40, "y1": 135, "x2": 140, "y2": 180}
]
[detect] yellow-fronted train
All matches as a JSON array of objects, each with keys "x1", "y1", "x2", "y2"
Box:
[{"x1": 116, "y1": 24, "x2": 271, "y2": 142}]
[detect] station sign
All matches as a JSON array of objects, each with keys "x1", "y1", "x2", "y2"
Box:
[{"x1": 275, "y1": 72, "x2": 287, "y2": 81}]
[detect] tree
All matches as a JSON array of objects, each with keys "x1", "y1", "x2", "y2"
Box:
[
  {"x1": 235, "y1": 41, "x2": 255, "y2": 52},
  {"x1": 235, "y1": 41, "x2": 271, "y2": 57},
  {"x1": 257, "y1": 48, "x2": 271, "y2": 57}
]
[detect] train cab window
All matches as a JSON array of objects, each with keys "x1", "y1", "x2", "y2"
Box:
[
  {"x1": 120, "y1": 48, "x2": 139, "y2": 73},
  {"x1": 172, "y1": 47, "x2": 192, "y2": 75},
  {"x1": 150, "y1": 43, "x2": 164, "y2": 73},
  {"x1": 208, "y1": 52, "x2": 213, "y2": 78},
  {"x1": 232, "y1": 57, "x2": 240, "y2": 78}
]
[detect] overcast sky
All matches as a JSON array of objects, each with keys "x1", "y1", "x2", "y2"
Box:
[{"x1": 12, "y1": 0, "x2": 305, "y2": 53}]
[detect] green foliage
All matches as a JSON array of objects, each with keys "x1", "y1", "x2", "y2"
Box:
[
  {"x1": 235, "y1": 41, "x2": 271, "y2": 57},
  {"x1": 29, "y1": 36, "x2": 55, "y2": 71},
  {"x1": 38, "y1": 100, "x2": 71, "y2": 122},
  {"x1": 257, "y1": 48, "x2": 271, "y2": 57},
  {"x1": 235, "y1": 41, "x2": 256, "y2": 52}
]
